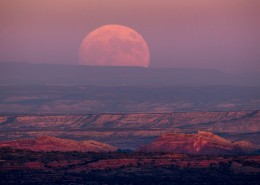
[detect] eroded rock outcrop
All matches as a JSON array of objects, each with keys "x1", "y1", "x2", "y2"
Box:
[
  {"x1": 139, "y1": 131, "x2": 257, "y2": 154},
  {"x1": 0, "y1": 136, "x2": 117, "y2": 152}
]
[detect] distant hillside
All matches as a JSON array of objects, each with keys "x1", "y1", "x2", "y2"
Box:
[
  {"x1": 139, "y1": 131, "x2": 257, "y2": 154},
  {"x1": 0, "y1": 136, "x2": 117, "y2": 152},
  {"x1": 0, "y1": 111, "x2": 259, "y2": 149},
  {"x1": 1, "y1": 85, "x2": 259, "y2": 114},
  {"x1": 1, "y1": 62, "x2": 259, "y2": 86}
]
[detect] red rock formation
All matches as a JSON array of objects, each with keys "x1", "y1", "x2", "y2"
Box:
[
  {"x1": 139, "y1": 131, "x2": 257, "y2": 154},
  {"x1": 0, "y1": 136, "x2": 116, "y2": 152}
]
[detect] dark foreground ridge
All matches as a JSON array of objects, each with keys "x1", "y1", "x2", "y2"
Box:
[{"x1": 0, "y1": 148, "x2": 259, "y2": 185}]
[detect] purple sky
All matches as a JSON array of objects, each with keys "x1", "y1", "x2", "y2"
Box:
[{"x1": 0, "y1": 0, "x2": 260, "y2": 73}]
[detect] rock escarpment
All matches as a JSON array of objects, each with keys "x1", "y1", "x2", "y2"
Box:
[
  {"x1": 139, "y1": 131, "x2": 257, "y2": 154},
  {"x1": 0, "y1": 136, "x2": 117, "y2": 152}
]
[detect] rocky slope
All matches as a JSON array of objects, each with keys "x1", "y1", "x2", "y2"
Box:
[
  {"x1": 0, "y1": 136, "x2": 117, "y2": 152},
  {"x1": 0, "y1": 111, "x2": 259, "y2": 131},
  {"x1": 139, "y1": 131, "x2": 257, "y2": 154},
  {"x1": 0, "y1": 111, "x2": 259, "y2": 149},
  {"x1": 1, "y1": 148, "x2": 260, "y2": 185}
]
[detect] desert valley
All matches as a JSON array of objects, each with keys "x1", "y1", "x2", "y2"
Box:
[
  {"x1": 1, "y1": 1, "x2": 260, "y2": 184},
  {"x1": 0, "y1": 110, "x2": 260, "y2": 184}
]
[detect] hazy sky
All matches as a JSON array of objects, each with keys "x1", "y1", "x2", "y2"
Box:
[{"x1": 0, "y1": 0, "x2": 260, "y2": 73}]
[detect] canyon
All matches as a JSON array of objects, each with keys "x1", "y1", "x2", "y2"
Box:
[{"x1": 0, "y1": 110, "x2": 259, "y2": 149}]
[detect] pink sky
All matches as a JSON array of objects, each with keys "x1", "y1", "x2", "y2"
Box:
[{"x1": 0, "y1": 0, "x2": 259, "y2": 72}]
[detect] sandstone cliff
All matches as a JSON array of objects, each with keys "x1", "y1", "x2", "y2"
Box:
[
  {"x1": 0, "y1": 136, "x2": 117, "y2": 152},
  {"x1": 139, "y1": 131, "x2": 257, "y2": 154}
]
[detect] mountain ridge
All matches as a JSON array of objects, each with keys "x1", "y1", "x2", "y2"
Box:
[{"x1": 1, "y1": 62, "x2": 259, "y2": 86}]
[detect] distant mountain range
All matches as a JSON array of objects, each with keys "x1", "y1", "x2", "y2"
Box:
[{"x1": 1, "y1": 62, "x2": 259, "y2": 86}]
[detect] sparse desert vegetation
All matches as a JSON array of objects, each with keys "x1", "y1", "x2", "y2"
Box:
[{"x1": 0, "y1": 148, "x2": 259, "y2": 185}]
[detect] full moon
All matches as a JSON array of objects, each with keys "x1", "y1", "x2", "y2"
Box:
[{"x1": 79, "y1": 25, "x2": 150, "y2": 67}]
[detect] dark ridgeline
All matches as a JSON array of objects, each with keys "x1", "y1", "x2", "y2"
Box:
[
  {"x1": 0, "y1": 62, "x2": 259, "y2": 86},
  {"x1": 0, "y1": 148, "x2": 260, "y2": 185},
  {"x1": 1, "y1": 62, "x2": 259, "y2": 114}
]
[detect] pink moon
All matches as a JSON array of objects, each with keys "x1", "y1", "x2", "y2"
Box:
[{"x1": 79, "y1": 24, "x2": 150, "y2": 67}]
